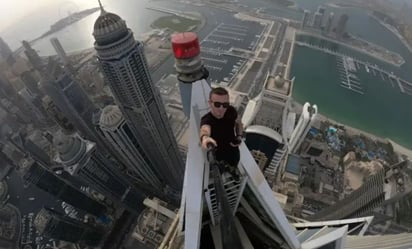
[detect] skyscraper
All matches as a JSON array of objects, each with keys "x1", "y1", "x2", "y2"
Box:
[
  {"x1": 93, "y1": 4, "x2": 184, "y2": 190},
  {"x1": 98, "y1": 105, "x2": 162, "y2": 189},
  {"x1": 288, "y1": 102, "x2": 318, "y2": 153},
  {"x1": 53, "y1": 131, "x2": 145, "y2": 212},
  {"x1": 18, "y1": 157, "x2": 108, "y2": 217},
  {"x1": 22, "y1": 40, "x2": 44, "y2": 72},
  {"x1": 301, "y1": 10, "x2": 311, "y2": 29},
  {"x1": 0, "y1": 75, "x2": 33, "y2": 125},
  {"x1": 34, "y1": 208, "x2": 105, "y2": 247},
  {"x1": 325, "y1": 12, "x2": 334, "y2": 34},
  {"x1": 22, "y1": 42, "x2": 103, "y2": 137},
  {"x1": 41, "y1": 95, "x2": 76, "y2": 132},
  {"x1": 241, "y1": 74, "x2": 300, "y2": 177},
  {"x1": 20, "y1": 70, "x2": 42, "y2": 97},
  {"x1": 0, "y1": 37, "x2": 15, "y2": 65},
  {"x1": 0, "y1": 73, "x2": 18, "y2": 99},
  {"x1": 312, "y1": 12, "x2": 323, "y2": 29},
  {"x1": 335, "y1": 14, "x2": 349, "y2": 39},
  {"x1": 15, "y1": 130, "x2": 53, "y2": 165},
  {"x1": 40, "y1": 58, "x2": 100, "y2": 142},
  {"x1": 317, "y1": 6, "x2": 326, "y2": 18},
  {"x1": 50, "y1": 37, "x2": 70, "y2": 66},
  {"x1": 0, "y1": 136, "x2": 108, "y2": 217},
  {"x1": 18, "y1": 87, "x2": 51, "y2": 128}
]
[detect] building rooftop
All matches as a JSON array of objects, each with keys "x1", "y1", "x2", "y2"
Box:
[
  {"x1": 93, "y1": 7, "x2": 128, "y2": 46},
  {"x1": 264, "y1": 74, "x2": 292, "y2": 97},
  {"x1": 53, "y1": 131, "x2": 86, "y2": 163},
  {"x1": 33, "y1": 208, "x2": 52, "y2": 234},
  {"x1": 285, "y1": 154, "x2": 301, "y2": 175},
  {"x1": 246, "y1": 125, "x2": 283, "y2": 143},
  {"x1": 99, "y1": 105, "x2": 124, "y2": 130}
]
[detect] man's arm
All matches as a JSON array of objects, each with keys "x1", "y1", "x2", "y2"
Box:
[
  {"x1": 200, "y1": 124, "x2": 217, "y2": 149},
  {"x1": 230, "y1": 118, "x2": 244, "y2": 147},
  {"x1": 200, "y1": 124, "x2": 211, "y2": 141},
  {"x1": 235, "y1": 118, "x2": 243, "y2": 137}
]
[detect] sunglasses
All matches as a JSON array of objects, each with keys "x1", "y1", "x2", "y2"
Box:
[{"x1": 212, "y1": 102, "x2": 230, "y2": 108}]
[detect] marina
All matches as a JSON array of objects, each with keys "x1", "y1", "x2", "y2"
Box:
[
  {"x1": 295, "y1": 40, "x2": 412, "y2": 97},
  {"x1": 200, "y1": 21, "x2": 266, "y2": 85},
  {"x1": 336, "y1": 56, "x2": 364, "y2": 95}
]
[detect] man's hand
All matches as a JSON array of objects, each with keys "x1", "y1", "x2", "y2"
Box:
[
  {"x1": 230, "y1": 135, "x2": 242, "y2": 147},
  {"x1": 201, "y1": 136, "x2": 217, "y2": 149}
]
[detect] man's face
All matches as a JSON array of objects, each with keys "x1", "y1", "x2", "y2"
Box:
[{"x1": 209, "y1": 93, "x2": 229, "y2": 119}]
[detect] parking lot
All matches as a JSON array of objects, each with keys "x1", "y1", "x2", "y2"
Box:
[{"x1": 200, "y1": 21, "x2": 266, "y2": 85}]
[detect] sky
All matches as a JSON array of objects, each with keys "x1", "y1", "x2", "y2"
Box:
[
  {"x1": 0, "y1": 0, "x2": 51, "y2": 32},
  {"x1": 0, "y1": 0, "x2": 97, "y2": 33}
]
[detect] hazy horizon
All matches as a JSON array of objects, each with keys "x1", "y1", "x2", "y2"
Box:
[{"x1": 0, "y1": 0, "x2": 98, "y2": 33}]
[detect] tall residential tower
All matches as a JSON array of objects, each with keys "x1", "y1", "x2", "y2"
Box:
[
  {"x1": 50, "y1": 37, "x2": 70, "y2": 66},
  {"x1": 93, "y1": 4, "x2": 184, "y2": 190},
  {"x1": 98, "y1": 105, "x2": 162, "y2": 189}
]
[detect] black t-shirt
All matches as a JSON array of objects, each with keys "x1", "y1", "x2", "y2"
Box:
[{"x1": 200, "y1": 106, "x2": 240, "y2": 166}]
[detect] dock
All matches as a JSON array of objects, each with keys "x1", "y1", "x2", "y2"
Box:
[
  {"x1": 380, "y1": 71, "x2": 386, "y2": 81},
  {"x1": 336, "y1": 56, "x2": 364, "y2": 95},
  {"x1": 295, "y1": 40, "x2": 412, "y2": 96},
  {"x1": 388, "y1": 76, "x2": 395, "y2": 88},
  {"x1": 399, "y1": 79, "x2": 412, "y2": 96},
  {"x1": 394, "y1": 77, "x2": 405, "y2": 93}
]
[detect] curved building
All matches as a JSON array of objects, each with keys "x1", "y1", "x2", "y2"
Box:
[
  {"x1": 289, "y1": 102, "x2": 318, "y2": 153},
  {"x1": 98, "y1": 105, "x2": 161, "y2": 188},
  {"x1": 93, "y1": 5, "x2": 183, "y2": 190},
  {"x1": 244, "y1": 125, "x2": 282, "y2": 171}
]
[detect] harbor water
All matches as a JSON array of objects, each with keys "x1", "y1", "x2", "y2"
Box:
[{"x1": 291, "y1": 45, "x2": 412, "y2": 149}]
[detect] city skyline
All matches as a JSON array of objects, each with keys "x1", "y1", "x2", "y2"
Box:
[
  {"x1": 1, "y1": 0, "x2": 412, "y2": 33},
  {"x1": 0, "y1": 0, "x2": 412, "y2": 248}
]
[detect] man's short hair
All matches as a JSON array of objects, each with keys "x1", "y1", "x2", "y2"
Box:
[{"x1": 209, "y1": 87, "x2": 229, "y2": 99}]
